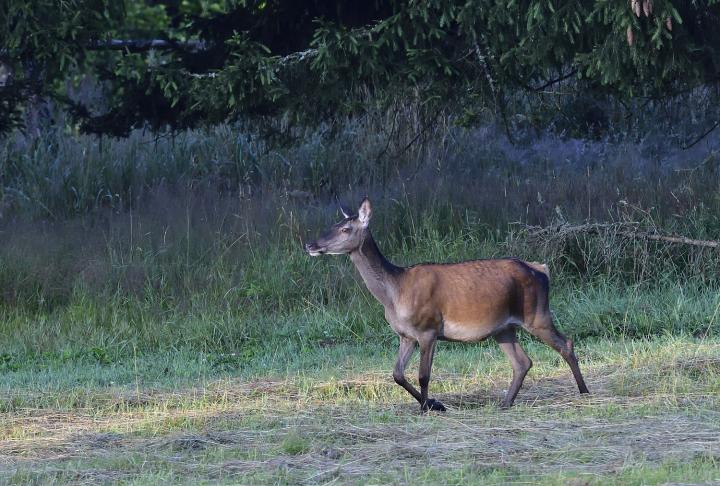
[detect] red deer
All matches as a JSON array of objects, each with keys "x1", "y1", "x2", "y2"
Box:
[{"x1": 305, "y1": 198, "x2": 589, "y2": 411}]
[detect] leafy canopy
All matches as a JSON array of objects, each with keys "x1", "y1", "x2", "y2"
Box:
[{"x1": 1, "y1": 0, "x2": 719, "y2": 136}]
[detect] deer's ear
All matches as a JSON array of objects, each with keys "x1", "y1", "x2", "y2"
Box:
[{"x1": 358, "y1": 198, "x2": 372, "y2": 227}]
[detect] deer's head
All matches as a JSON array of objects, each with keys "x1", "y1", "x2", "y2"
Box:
[{"x1": 305, "y1": 198, "x2": 372, "y2": 256}]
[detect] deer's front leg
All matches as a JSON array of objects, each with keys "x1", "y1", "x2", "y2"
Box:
[
  {"x1": 392, "y1": 336, "x2": 422, "y2": 404},
  {"x1": 419, "y1": 334, "x2": 445, "y2": 412}
]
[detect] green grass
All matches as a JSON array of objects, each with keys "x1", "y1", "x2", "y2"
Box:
[
  {"x1": 1, "y1": 335, "x2": 719, "y2": 484},
  {"x1": 0, "y1": 217, "x2": 717, "y2": 357}
]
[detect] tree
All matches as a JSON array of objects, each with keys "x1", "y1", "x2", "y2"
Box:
[{"x1": 1, "y1": 0, "x2": 719, "y2": 137}]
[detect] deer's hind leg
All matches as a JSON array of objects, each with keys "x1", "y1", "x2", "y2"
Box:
[
  {"x1": 494, "y1": 327, "x2": 533, "y2": 408},
  {"x1": 524, "y1": 315, "x2": 589, "y2": 394}
]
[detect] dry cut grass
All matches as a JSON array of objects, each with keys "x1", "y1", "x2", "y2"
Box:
[{"x1": 1, "y1": 339, "x2": 719, "y2": 484}]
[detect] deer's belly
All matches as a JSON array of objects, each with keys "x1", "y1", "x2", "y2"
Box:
[{"x1": 440, "y1": 318, "x2": 512, "y2": 342}]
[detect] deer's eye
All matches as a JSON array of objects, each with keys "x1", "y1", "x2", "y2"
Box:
[{"x1": 341, "y1": 227, "x2": 351, "y2": 233}]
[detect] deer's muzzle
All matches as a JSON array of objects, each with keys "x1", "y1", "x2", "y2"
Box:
[{"x1": 305, "y1": 242, "x2": 326, "y2": 256}]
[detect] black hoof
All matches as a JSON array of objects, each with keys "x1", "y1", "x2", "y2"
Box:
[{"x1": 422, "y1": 399, "x2": 446, "y2": 412}]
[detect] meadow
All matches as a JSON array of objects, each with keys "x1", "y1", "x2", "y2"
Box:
[{"x1": 1, "y1": 115, "x2": 719, "y2": 484}]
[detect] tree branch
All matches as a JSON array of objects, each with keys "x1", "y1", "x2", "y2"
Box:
[
  {"x1": 682, "y1": 120, "x2": 720, "y2": 150},
  {"x1": 88, "y1": 39, "x2": 208, "y2": 52},
  {"x1": 87, "y1": 39, "x2": 325, "y2": 69},
  {"x1": 522, "y1": 68, "x2": 578, "y2": 91}
]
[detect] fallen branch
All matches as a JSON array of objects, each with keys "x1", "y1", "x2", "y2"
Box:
[
  {"x1": 521, "y1": 222, "x2": 720, "y2": 249},
  {"x1": 622, "y1": 231, "x2": 719, "y2": 248}
]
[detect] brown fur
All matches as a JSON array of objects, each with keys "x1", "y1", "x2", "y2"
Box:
[{"x1": 393, "y1": 259, "x2": 547, "y2": 343}]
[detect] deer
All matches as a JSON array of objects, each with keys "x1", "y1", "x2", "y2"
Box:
[{"x1": 305, "y1": 198, "x2": 589, "y2": 412}]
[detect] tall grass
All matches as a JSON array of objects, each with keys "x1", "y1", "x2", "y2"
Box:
[{"x1": 1, "y1": 115, "x2": 719, "y2": 360}]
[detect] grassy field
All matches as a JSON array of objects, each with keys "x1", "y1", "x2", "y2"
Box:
[
  {"x1": 1, "y1": 336, "x2": 719, "y2": 484},
  {"x1": 1, "y1": 122, "x2": 720, "y2": 484}
]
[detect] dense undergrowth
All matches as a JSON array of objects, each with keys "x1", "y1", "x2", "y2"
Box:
[{"x1": 1, "y1": 116, "x2": 720, "y2": 364}]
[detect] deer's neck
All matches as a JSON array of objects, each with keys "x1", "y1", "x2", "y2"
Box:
[{"x1": 350, "y1": 232, "x2": 402, "y2": 309}]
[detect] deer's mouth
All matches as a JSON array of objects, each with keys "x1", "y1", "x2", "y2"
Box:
[{"x1": 305, "y1": 243, "x2": 326, "y2": 256}]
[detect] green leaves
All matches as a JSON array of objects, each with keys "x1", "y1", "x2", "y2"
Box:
[{"x1": 1, "y1": 0, "x2": 719, "y2": 137}]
